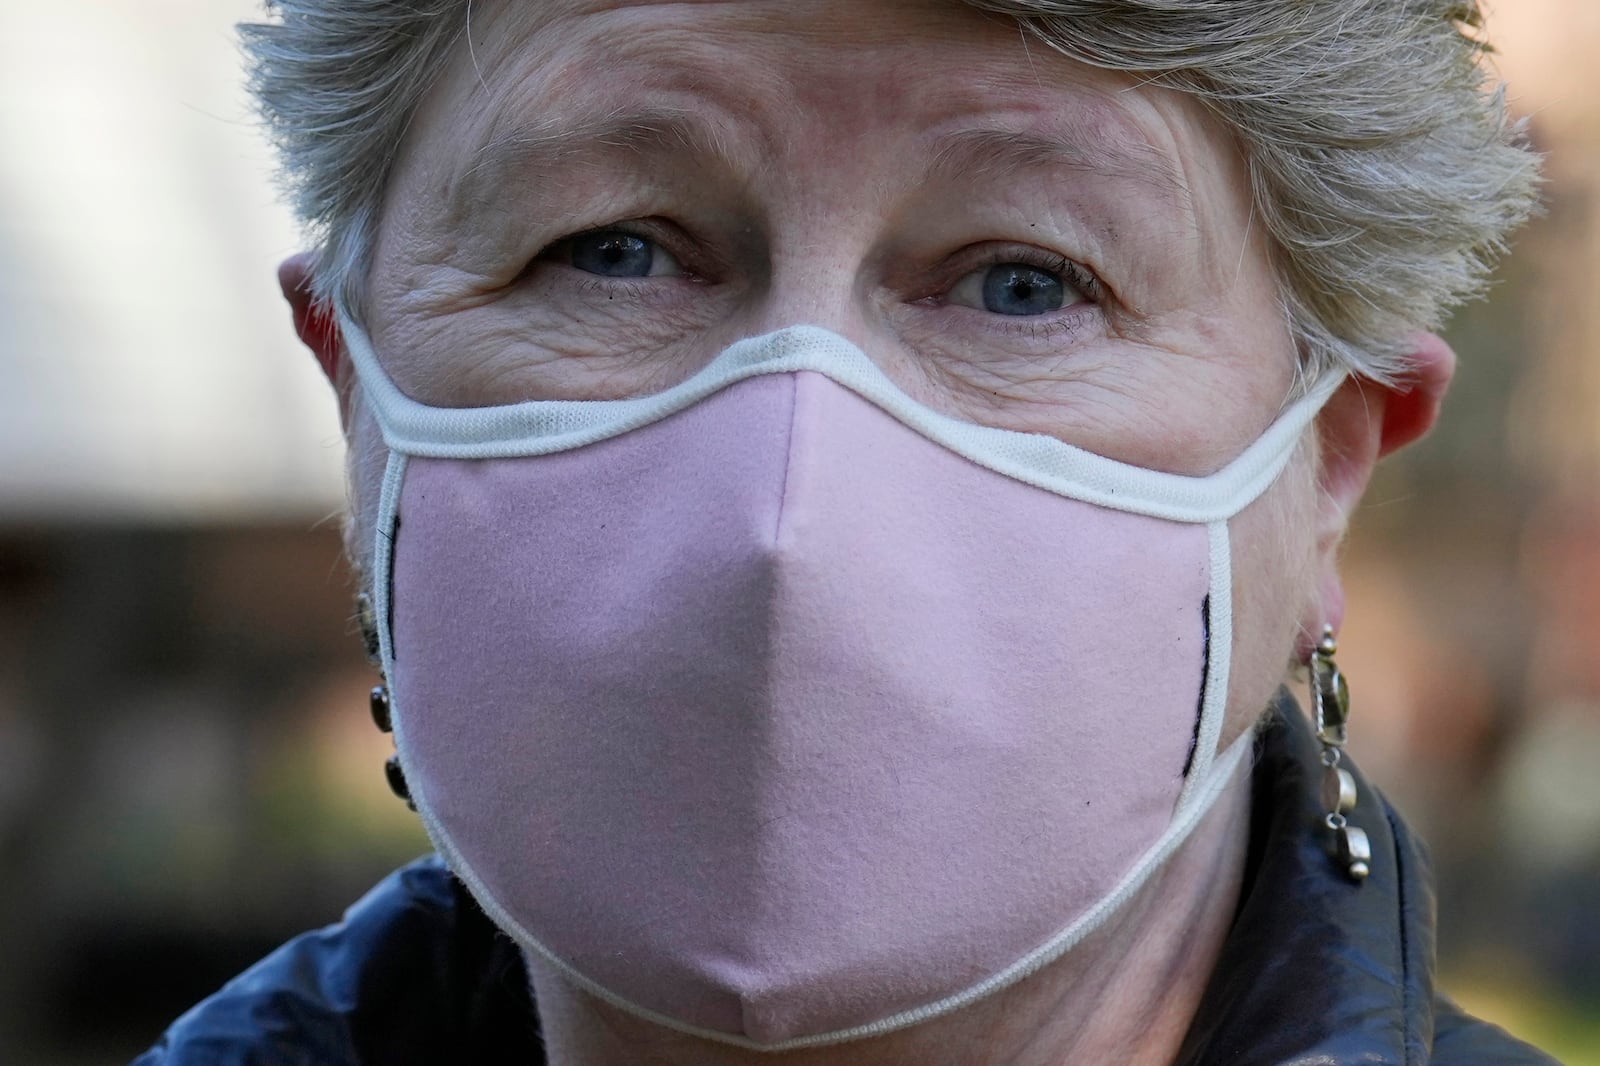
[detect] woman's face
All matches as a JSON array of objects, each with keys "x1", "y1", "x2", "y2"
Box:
[{"x1": 355, "y1": 0, "x2": 1324, "y2": 734}]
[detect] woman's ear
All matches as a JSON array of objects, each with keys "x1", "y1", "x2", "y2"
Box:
[
  {"x1": 277, "y1": 251, "x2": 353, "y2": 427},
  {"x1": 1305, "y1": 333, "x2": 1457, "y2": 642}
]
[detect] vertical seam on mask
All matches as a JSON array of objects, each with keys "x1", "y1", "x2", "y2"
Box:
[{"x1": 772, "y1": 373, "x2": 800, "y2": 543}]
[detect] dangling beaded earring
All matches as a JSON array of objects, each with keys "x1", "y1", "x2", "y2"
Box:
[
  {"x1": 1311, "y1": 625, "x2": 1369, "y2": 882},
  {"x1": 357, "y1": 591, "x2": 413, "y2": 811}
]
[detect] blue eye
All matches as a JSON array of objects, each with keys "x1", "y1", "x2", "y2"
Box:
[
  {"x1": 980, "y1": 264, "x2": 1065, "y2": 315},
  {"x1": 559, "y1": 230, "x2": 682, "y2": 278},
  {"x1": 948, "y1": 260, "x2": 1084, "y2": 317},
  {"x1": 571, "y1": 232, "x2": 652, "y2": 276}
]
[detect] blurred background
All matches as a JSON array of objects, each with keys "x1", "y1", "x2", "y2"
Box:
[{"x1": 0, "y1": 1, "x2": 1595, "y2": 1062}]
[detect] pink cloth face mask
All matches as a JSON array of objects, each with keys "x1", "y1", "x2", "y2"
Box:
[{"x1": 343, "y1": 322, "x2": 1339, "y2": 1051}]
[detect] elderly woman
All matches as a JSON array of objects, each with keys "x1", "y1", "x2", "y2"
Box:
[{"x1": 138, "y1": 1, "x2": 1548, "y2": 1064}]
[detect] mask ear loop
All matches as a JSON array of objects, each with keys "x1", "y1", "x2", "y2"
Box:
[
  {"x1": 371, "y1": 450, "x2": 406, "y2": 681},
  {"x1": 333, "y1": 299, "x2": 417, "y2": 808},
  {"x1": 344, "y1": 288, "x2": 413, "y2": 803},
  {"x1": 1170, "y1": 368, "x2": 1346, "y2": 817},
  {"x1": 332, "y1": 300, "x2": 408, "y2": 678}
]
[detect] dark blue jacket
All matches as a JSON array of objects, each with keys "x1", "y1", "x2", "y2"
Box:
[{"x1": 134, "y1": 701, "x2": 1560, "y2": 1065}]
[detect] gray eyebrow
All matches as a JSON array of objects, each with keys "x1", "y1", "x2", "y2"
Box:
[
  {"x1": 452, "y1": 105, "x2": 750, "y2": 204},
  {"x1": 452, "y1": 107, "x2": 1189, "y2": 218},
  {"x1": 925, "y1": 126, "x2": 1189, "y2": 200}
]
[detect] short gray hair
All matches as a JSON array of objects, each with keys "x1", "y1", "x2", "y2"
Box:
[{"x1": 242, "y1": 0, "x2": 1541, "y2": 384}]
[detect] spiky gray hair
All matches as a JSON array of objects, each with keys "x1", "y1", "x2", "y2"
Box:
[{"x1": 241, "y1": 0, "x2": 1541, "y2": 384}]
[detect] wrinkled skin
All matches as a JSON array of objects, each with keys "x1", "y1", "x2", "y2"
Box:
[{"x1": 280, "y1": 1, "x2": 1455, "y2": 1062}]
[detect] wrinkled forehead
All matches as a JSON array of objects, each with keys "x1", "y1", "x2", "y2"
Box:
[{"x1": 394, "y1": 0, "x2": 1222, "y2": 226}]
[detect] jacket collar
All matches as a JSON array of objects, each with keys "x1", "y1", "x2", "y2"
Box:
[{"x1": 1176, "y1": 691, "x2": 1438, "y2": 1065}]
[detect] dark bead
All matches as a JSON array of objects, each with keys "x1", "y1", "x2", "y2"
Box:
[
  {"x1": 370, "y1": 685, "x2": 392, "y2": 733},
  {"x1": 385, "y1": 755, "x2": 415, "y2": 810}
]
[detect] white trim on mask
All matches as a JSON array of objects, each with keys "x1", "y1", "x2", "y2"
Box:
[{"x1": 340, "y1": 318, "x2": 1341, "y2": 525}]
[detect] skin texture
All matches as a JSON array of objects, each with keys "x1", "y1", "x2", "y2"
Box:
[{"x1": 278, "y1": 1, "x2": 1457, "y2": 1061}]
